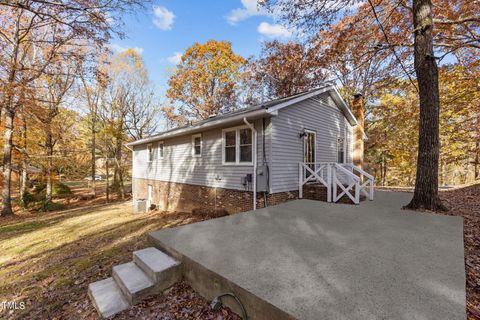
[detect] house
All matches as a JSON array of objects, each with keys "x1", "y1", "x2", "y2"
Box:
[{"x1": 126, "y1": 84, "x2": 371, "y2": 214}]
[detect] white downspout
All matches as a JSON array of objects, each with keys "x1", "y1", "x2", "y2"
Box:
[{"x1": 243, "y1": 117, "x2": 257, "y2": 210}]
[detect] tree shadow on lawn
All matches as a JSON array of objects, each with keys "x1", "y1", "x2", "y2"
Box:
[
  {"x1": 0, "y1": 201, "x2": 128, "y2": 241},
  {"x1": 0, "y1": 203, "x2": 206, "y2": 320}
]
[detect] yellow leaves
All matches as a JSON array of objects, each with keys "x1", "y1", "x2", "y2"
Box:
[{"x1": 166, "y1": 40, "x2": 246, "y2": 122}]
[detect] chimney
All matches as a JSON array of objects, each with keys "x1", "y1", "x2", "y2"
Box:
[{"x1": 352, "y1": 93, "x2": 364, "y2": 170}]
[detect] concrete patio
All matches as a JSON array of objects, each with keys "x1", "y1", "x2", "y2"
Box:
[{"x1": 149, "y1": 191, "x2": 466, "y2": 320}]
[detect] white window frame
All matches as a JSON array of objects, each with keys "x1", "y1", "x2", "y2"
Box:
[
  {"x1": 158, "y1": 141, "x2": 164, "y2": 160},
  {"x1": 221, "y1": 125, "x2": 253, "y2": 166},
  {"x1": 192, "y1": 134, "x2": 202, "y2": 157},
  {"x1": 147, "y1": 143, "x2": 154, "y2": 162}
]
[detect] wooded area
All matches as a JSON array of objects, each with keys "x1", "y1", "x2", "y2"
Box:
[{"x1": 0, "y1": 0, "x2": 479, "y2": 216}]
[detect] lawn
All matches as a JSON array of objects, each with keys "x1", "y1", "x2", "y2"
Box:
[
  {"x1": 0, "y1": 200, "x2": 238, "y2": 320},
  {"x1": 0, "y1": 185, "x2": 478, "y2": 319}
]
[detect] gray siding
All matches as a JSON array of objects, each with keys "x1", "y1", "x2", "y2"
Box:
[
  {"x1": 270, "y1": 92, "x2": 354, "y2": 193},
  {"x1": 132, "y1": 119, "x2": 269, "y2": 191}
]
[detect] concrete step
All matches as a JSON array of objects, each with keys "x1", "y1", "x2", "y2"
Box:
[
  {"x1": 112, "y1": 262, "x2": 155, "y2": 305},
  {"x1": 133, "y1": 247, "x2": 182, "y2": 288},
  {"x1": 88, "y1": 277, "x2": 130, "y2": 318}
]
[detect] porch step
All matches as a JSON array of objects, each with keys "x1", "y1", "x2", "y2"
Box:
[
  {"x1": 133, "y1": 247, "x2": 182, "y2": 285},
  {"x1": 88, "y1": 278, "x2": 130, "y2": 318},
  {"x1": 88, "y1": 247, "x2": 182, "y2": 318},
  {"x1": 112, "y1": 262, "x2": 155, "y2": 305}
]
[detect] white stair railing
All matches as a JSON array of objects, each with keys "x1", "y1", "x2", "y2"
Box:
[
  {"x1": 342, "y1": 163, "x2": 375, "y2": 201},
  {"x1": 298, "y1": 162, "x2": 332, "y2": 202},
  {"x1": 332, "y1": 163, "x2": 360, "y2": 204},
  {"x1": 298, "y1": 162, "x2": 375, "y2": 204}
]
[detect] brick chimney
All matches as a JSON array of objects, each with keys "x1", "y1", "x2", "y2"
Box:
[{"x1": 352, "y1": 93, "x2": 364, "y2": 170}]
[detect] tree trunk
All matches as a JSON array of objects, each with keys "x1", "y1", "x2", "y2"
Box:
[
  {"x1": 405, "y1": 0, "x2": 447, "y2": 211},
  {"x1": 45, "y1": 123, "x2": 53, "y2": 207},
  {"x1": 105, "y1": 157, "x2": 110, "y2": 203},
  {"x1": 91, "y1": 113, "x2": 96, "y2": 197},
  {"x1": 116, "y1": 135, "x2": 124, "y2": 200},
  {"x1": 20, "y1": 114, "x2": 28, "y2": 207},
  {"x1": 1, "y1": 108, "x2": 15, "y2": 216}
]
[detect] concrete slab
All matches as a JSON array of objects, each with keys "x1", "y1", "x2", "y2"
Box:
[
  {"x1": 133, "y1": 247, "x2": 182, "y2": 286},
  {"x1": 149, "y1": 191, "x2": 466, "y2": 320},
  {"x1": 112, "y1": 262, "x2": 154, "y2": 304},
  {"x1": 88, "y1": 277, "x2": 129, "y2": 318}
]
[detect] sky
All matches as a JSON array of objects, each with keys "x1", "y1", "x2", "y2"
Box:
[{"x1": 110, "y1": 0, "x2": 292, "y2": 98}]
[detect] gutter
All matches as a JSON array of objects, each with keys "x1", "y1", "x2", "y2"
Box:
[
  {"x1": 127, "y1": 108, "x2": 269, "y2": 147},
  {"x1": 243, "y1": 117, "x2": 257, "y2": 211}
]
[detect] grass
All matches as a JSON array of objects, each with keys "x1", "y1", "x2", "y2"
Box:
[{"x1": 0, "y1": 200, "x2": 206, "y2": 320}]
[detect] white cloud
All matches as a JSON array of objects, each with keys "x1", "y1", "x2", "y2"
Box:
[
  {"x1": 227, "y1": 0, "x2": 264, "y2": 25},
  {"x1": 153, "y1": 6, "x2": 175, "y2": 30},
  {"x1": 167, "y1": 52, "x2": 182, "y2": 65},
  {"x1": 257, "y1": 22, "x2": 291, "y2": 38},
  {"x1": 109, "y1": 44, "x2": 144, "y2": 54}
]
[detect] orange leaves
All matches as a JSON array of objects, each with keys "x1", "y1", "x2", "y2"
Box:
[{"x1": 165, "y1": 40, "x2": 246, "y2": 123}]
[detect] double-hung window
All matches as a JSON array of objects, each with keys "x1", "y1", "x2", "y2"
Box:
[
  {"x1": 192, "y1": 134, "x2": 202, "y2": 157},
  {"x1": 222, "y1": 126, "x2": 253, "y2": 165}
]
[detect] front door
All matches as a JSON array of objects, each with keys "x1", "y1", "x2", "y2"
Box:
[{"x1": 303, "y1": 130, "x2": 316, "y2": 179}]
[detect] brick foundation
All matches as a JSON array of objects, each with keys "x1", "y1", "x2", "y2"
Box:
[
  {"x1": 133, "y1": 179, "x2": 362, "y2": 215},
  {"x1": 133, "y1": 178, "x2": 298, "y2": 214}
]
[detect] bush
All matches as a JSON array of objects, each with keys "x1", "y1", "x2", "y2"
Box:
[
  {"x1": 52, "y1": 182, "x2": 72, "y2": 197},
  {"x1": 32, "y1": 182, "x2": 46, "y2": 194},
  {"x1": 20, "y1": 191, "x2": 36, "y2": 208}
]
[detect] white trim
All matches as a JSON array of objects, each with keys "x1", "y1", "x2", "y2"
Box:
[
  {"x1": 147, "y1": 143, "x2": 154, "y2": 162},
  {"x1": 303, "y1": 129, "x2": 317, "y2": 162},
  {"x1": 266, "y1": 85, "x2": 358, "y2": 126},
  {"x1": 126, "y1": 85, "x2": 357, "y2": 148},
  {"x1": 158, "y1": 141, "x2": 164, "y2": 160},
  {"x1": 127, "y1": 109, "x2": 268, "y2": 147},
  {"x1": 191, "y1": 134, "x2": 202, "y2": 157},
  {"x1": 221, "y1": 125, "x2": 254, "y2": 166}
]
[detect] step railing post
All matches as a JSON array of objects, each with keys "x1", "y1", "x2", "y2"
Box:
[
  {"x1": 298, "y1": 162, "x2": 303, "y2": 199},
  {"x1": 327, "y1": 163, "x2": 332, "y2": 202}
]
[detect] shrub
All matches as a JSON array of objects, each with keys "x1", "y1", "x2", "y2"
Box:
[{"x1": 52, "y1": 182, "x2": 72, "y2": 197}]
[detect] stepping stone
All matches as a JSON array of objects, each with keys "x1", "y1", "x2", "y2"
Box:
[
  {"x1": 88, "y1": 277, "x2": 129, "y2": 318},
  {"x1": 112, "y1": 262, "x2": 155, "y2": 305},
  {"x1": 133, "y1": 247, "x2": 182, "y2": 287}
]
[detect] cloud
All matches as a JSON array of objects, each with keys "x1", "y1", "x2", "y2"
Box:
[
  {"x1": 167, "y1": 52, "x2": 182, "y2": 65},
  {"x1": 153, "y1": 6, "x2": 175, "y2": 30},
  {"x1": 109, "y1": 44, "x2": 144, "y2": 54},
  {"x1": 227, "y1": 0, "x2": 264, "y2": 25},
  {"x1": 257, "y1": 22, "x2": 291, "y2": 38}
]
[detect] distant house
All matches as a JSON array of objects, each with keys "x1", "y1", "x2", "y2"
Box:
[{"x1": 127, "y1": 84, "x2": 368, "y2": 214}]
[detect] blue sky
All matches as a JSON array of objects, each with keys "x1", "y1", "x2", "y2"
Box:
[{"x1": 110, "y1": 0, "x2": 292, "y2": 97}]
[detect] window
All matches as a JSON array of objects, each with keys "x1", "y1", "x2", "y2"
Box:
[
  {"x1": 158, "y1": 142, "x2": 164, "y2": 159},
  {"x1": 222, "y1": 126, "x2": 253, "y2": 165},
  {"x1": 239, "y1": 128, "x2": 252, "y2": 162},
  {"x1": 192, "y1": 134, "x2": 202, "y2": 157},
  {"x1": 337, "y1": 136, "x2": 345, "y2": 163},
  {"x1": 147, "y1": 144, "x2": 154, "y2": 162}
]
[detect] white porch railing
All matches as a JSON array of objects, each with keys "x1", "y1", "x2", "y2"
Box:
[{"x1": 298, "y1": 162, "x2": 375, "y2": 204}]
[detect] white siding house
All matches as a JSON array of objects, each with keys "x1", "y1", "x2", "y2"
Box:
[{"x1": 127, "y1": 84, "x2": 360, "y2": 212}]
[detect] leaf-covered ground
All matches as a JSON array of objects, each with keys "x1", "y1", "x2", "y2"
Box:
[
  {"x1": 1, "y1": 185, "x2": 478, "y2": 319},
  {"x1": 0, "y1": 200, "x2": 239, "y2": 320},
  {"x1": 439, "y1": 184, "x2": 480, "y2": 320}
]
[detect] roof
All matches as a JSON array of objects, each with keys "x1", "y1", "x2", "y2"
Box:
[{"x1": 127, "y1": 84, "x2": 357, "y2": 147}]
